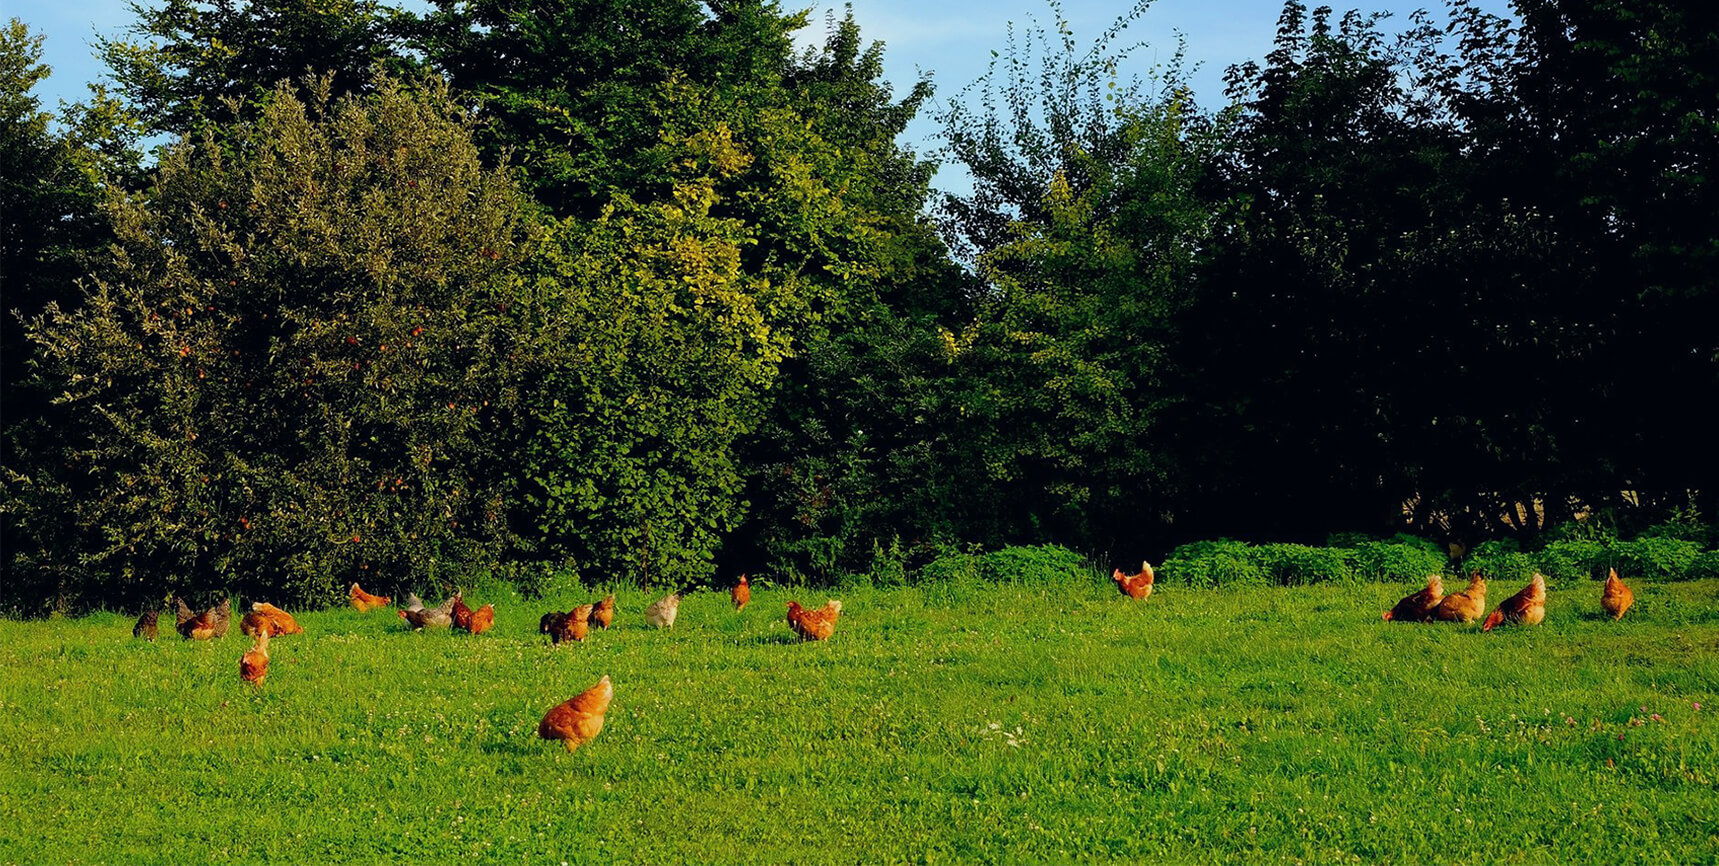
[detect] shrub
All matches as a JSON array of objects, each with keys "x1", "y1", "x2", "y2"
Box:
[
  {"x1": 1686, "y1": 551, "x2": 1719, "y2": 582},
  {"x1": 1612, "y1": 537, "x2": 1704, "y2": 581},
  {"x1": 1348, "y1": 541, "x2": 1446, "y2": 583},
  {"x1": 1535, "y1": 539, "x2": 1611, "y2": 582},
  {"x1": 980, "y1": 545, "x2": 1090, "y2": 585},
  {"x1": 1161, "y1": 540, "x2": 1266, "y2": 588},
  {"x1": 1254, "y1": 544, "x2": 1354, "y2": 585},
  {"x1": 916, "y1": 545, "x2": 986, "y2": 585},
  {"x1": 1465, "y1": 539, "x2": 1536, "y2": 583}
]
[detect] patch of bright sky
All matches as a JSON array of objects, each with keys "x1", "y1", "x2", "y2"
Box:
[{"x1": 14, "y1": 0, "x2": 1515, "y2": 195}]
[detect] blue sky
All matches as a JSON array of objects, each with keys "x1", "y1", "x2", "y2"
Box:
[{"x1": 13, "y1": 0, "x2": 1515, "y2": 186}]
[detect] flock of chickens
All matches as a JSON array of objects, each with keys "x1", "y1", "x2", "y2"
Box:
[
  {"x1": 131, "y1": 573, "x2": 843, "y2": 752},
  {"x1": 132, "y1": 562, "x2": 1637, "y2": 753},
  {"x1": 1111, "y1": 560, "x2": 1637, "y2": 629}
]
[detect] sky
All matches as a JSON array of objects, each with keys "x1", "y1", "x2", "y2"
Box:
[{"x1": 11, "y1": 0, "x2": 1517, "y2": 190}]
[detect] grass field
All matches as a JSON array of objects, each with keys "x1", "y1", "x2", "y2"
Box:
[{"x1": 2, "y1": 575, "x2": 1717, "y2": 863}]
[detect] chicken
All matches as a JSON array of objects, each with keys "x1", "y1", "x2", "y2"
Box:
[
  {"x1": 731, "y1": 575, "x2": 751, "y2": 611},
  {"x1": 398, "y1": 592, "x2": 458, "y2": 629},
  {"x1": 591, "y1": 595, "x2": 615, "y2": 629},
  {"x1": 175, "y1": 597, "x2": 232, "y2": 640},
  {"x1": 539, "y1": 610, "x2": 566, "y2": 635},
  {"x1": 451, "y1": 594, "x2": 477, "y2": 631},
  {"x1": 553, "y1": 604, "x2": 593, "y2": 644},
  {"x1": 1428, "y1": 571, "x2": 1488, "y2": 624},
  {"x1": 786, "y1": 599, "x2": 842, "y2": 641},
  {"x1": 240, "y1": 602, "x2": 303, "y2": 637},
  {"x1": 133, "y1": 610, "x2": 159, "y2": 641},
  {"x1": 1383, "y1": 574, "x2": 1445, "y2": 622},
  {"x1": 1112, "y1": 562, "x2": 1154, "y2": 600},
  {"x1": 1483, "y1": 572, "x2": 1547, "y2": 631},
  {"x1": 538, "y1": 675, "x2": 613, "y2": 752},
  {"x1": 239, "y1": 630, "x2": 270, "y2": 685},
  {"x1": 468, "y1": 604, "x2": 495, "y2": 635},
  {"x1": 644, "y1": 592, "x2": 681, "y2": 629},
  {"x1": 1601, "y1": 568, "x2": 1634, "y2": 620},
  {"x1": 349, "y1": 582, "x2": 392, "y2": 612}
]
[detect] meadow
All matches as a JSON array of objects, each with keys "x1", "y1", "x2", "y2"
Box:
[{"x1": 1, "y1": 575, "x2": 1716, "y2": 864}]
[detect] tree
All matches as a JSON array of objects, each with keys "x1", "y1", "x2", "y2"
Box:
[
  {"x1": 929, "y1": 1, "x2": 1220, "y2": 557},
  {"x1": 97, "y1": 0, "x2": 414, "y2": 136},
  {"x1": 514, "y1": 123, "x2": 790, "y2": 585},
  {"x1": 6, "y1": 74, "x2": 536, "y2": 612}
]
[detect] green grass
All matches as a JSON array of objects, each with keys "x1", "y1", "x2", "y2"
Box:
[{"x1": 2, "y1": 577, "x2": 1718, "y2": 863}]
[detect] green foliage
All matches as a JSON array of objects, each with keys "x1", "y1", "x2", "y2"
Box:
[
  {"x1": 1346, "y1": 540, "x2": 1446, "y2": 584},
  {"x1": 916, "y1": 545, "x2": 987, "y2": 586},
  {"x1": 7, "y1": 74, "x2": 535, "y2": 612},
  {"x1": 932, "y1": 2, "x2": 1221, "y2": 550},
  {"x1": 1611, "y1": 538, "x2": 1705, "y2": 583},
  {"x1": 97, "y1": 0, "x2": 412, "y2": 136},
  {"x1": 515, "y1": 123, "x2": 790, "y2": 587},
  {"x1": 1535, "y1": 539, "x2": 1612, "y2": 582},
  {"x1": 1465, "y1": 539, "x2": 1538, "y2": 583},
  {"x1": 1161, "y1": 540, "x2": 1266, "y2": 588},
  {"x1": 978, "y1": 544, "x2": 1091, "y2": 586}
]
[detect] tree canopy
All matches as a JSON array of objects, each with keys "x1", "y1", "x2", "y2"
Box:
[{"x1": 3, "y1": 0, "x2": 1714, "y2": 611}]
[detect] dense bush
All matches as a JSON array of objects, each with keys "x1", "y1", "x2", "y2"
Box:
[
  {"x1": 5, "y1": 75, "x2": 536, "y2": 612},
  {"x1": 1346, "y1": 541, "x2": 1447, "y2": 584},
  {"x1": 1161, "y1": 540, "x2": 1268, "y2": 588}
]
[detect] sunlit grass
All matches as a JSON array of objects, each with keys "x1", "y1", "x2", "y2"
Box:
[{"x1": 1, "y1": 577, "x2": 1716, "y2": 863}]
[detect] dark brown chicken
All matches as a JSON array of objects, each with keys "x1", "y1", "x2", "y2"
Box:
[
  {"x1": 133, "y1": 610, "x2": 159, "y2": 641},
  {"x1": 539, "y1": 610, "x2": 566, "y2": 635},
  {"x1": 451, "y1": 595, "x2": 476, "y2": 631},
  {"x1": 1383, "y1": 574, "x2": 1444, "y2": 622},
  {"x1": 786, "y1": 600, "x2": 842, "y2": 641},
  {"x1": 538, "y1": 675, "x2": 613, "y2": 752}
]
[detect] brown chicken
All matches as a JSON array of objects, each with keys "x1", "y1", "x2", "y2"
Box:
[
  {"x1": 1601, "y1": 568, "x2": 1634, "y2": 620},
  {"x1": 538, "y1": 675, "x2": 613, "y2": 752},
  {"x1": 644, "y1": 593, "x2": 681, "y2": 629},
  {"x1": 1483, "y1": 572, "x2": 1547, "y2": 631},
  {"x1": 553, "y1": 604, "x2": 594, "y2": 644},
  {"x1": 241, "y1": 602, "x2": 304, "y2": 637},
  {"x1": 240, "y1": 630, "x2": 270, "y2": 685},
  {"x1": 133, "y1": 610, "x2": 159, "y2": 641},
  {"x1": 1112, "y1": 562, "x2": 1155, "y2": 600},
  {"x1": 349, "y1": 582, "x2": 392, "y2": 612},
  {"x1": 468, "y1": 603, "x2": 495, "y2": 635},
  {"x1": 451, "y1": 595, "x2": 476, "y2": 631},
  {"x1": 1383, "y1": 574, "x2": 1445, "y2": 622},
  {"x1": 786, "y1": 600, "x2": 842, "y2": 641},
  {"x1": 398, "y1": 592, "x2": 458, "y2": 629},
  {"x1": 175, "y1": 597, "x2": 232, "y2": 640},
  {"x1": 731, "y1": 575, "x2": 751, "y2": 611},
  {"x1": 591, "y1": 595, "x2": 615, "y2": 629},
  {"x1": 1428, "y1": 571, "x2": 1488, "y2": 624}
]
